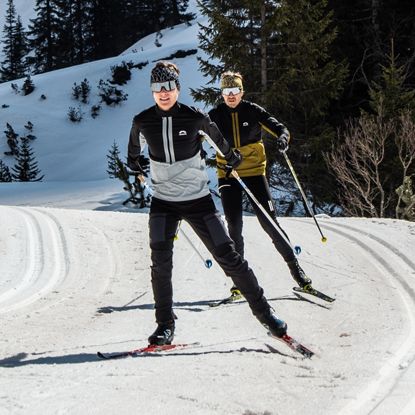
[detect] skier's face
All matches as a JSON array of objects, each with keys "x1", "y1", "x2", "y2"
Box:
[
  {"x1": 153, "y1": 87, "x2": 179, "y2": 111},
  {"x1": 222, "y1": 88, "x2": 243, "y2": 108}
]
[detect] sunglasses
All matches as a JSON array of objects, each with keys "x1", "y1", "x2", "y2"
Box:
[
  {"x1": 222, "y1": 87, "x2": 242, "y2": 96},
  {"x1": 151, "y1": 80, "x2": 177, "y2": 92}
]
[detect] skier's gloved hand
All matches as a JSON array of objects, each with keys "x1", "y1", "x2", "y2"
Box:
[
  {"x1": 276, "y1": 133, "x2": 289, "y2": 153},
  {"x1": 224, "y1": 148, "x2": 242, "y2": 168},
  {"x1": 223, "y1": 149, "x2": 242, "y2": 178},
  {"x1": 127, "y1": 159, "x2": 147, "y2": 177}
]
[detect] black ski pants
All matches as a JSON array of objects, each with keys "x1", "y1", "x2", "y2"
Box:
[
  {"x1": 149, "y1": 194, "x2": 270, "y2": 324},
  {"x1": 218, "y1": 175, "x2": 295, "y2": 263}
]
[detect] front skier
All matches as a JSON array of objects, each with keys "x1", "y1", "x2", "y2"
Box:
[{"x1": 127, "y1": 61, "x2": 287, "y2": 346}]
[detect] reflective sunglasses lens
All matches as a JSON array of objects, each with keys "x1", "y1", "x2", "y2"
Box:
[
  {"x1": 151, "y1": 80, "x2": 177, "y2": 92},
  {"x1": 222, "y1": 87, "x2": 241, "y2": 96}
]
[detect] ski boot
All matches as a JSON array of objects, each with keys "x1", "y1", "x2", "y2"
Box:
[
  {"x1": 257, "y1": 309, "x2": 287, "y2": 338},
  {"x1": 287, "y1": 259, "x2": 312, "y2": 289},
  {"x1": 230, "y1": 285, "x2": 242, "y2": 300},
  {"x1": 148, "y1": 321, "x2": 175, "y2": 345}
]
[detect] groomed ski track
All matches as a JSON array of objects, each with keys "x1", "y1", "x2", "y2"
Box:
[{"x1": 0, "y1": 206, "x2": 414, "y2": 415}]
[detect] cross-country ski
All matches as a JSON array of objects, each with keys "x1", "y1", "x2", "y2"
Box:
[{"x1": 97, "y1": 342, "x2": 200, "y2": 360}]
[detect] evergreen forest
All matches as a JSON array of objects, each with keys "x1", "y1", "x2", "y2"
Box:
[{"x1": 1, "y1": 0, "x2": 414, "y2": 219}]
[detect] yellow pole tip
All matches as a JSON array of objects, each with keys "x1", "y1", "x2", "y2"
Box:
[{"x1": 321, "y1": 237, "x2": 327, "y2": 243}]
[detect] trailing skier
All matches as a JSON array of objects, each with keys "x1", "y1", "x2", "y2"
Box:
[{"x1": 208, "y1": 71, "x2": 313, "y2": 299}]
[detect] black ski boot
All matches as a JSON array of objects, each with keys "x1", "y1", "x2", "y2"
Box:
[
  {"x1": 148, "y1": 321, "x2": 175, "y2": 345},
  {"x1": 257, "y1": 309, "x2": 287, "y2": 338},
  {"x1": 287, "y1": 259, "x2": 312, "y2": 288}
]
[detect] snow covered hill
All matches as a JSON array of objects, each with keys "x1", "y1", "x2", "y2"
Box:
[{"x1": 0, "y1": 19, "x2": 207, "y2": 182}]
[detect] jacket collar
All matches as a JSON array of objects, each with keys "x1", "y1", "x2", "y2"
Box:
[
  {"x1": 223, "y1": 100, "x2": 244, "y2": 113},
  {"x1": 155, "y1": 102, "x2": 181, "y2": 116}
]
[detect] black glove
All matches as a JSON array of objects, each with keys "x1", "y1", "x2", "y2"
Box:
[
  {"x1": 127, "y1": 159, "x2": 147, "y2": 177},
  {"x1": 224, "y1": 149, "x2": 242, "y2": 168},
  {"x1": 276, "y1": 134, "x2": 289, "y2": 153},
  {"x1": 223, "y1": 149, "x2": 242, "y2": 178}
]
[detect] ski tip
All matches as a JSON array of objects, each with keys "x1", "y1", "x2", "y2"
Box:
[
  {"x1": 270, "y1": 332, "x2": 315, "y2": 359},
  {"x1": 205, "y1": 259, "x2": 213, "y2": 268},
  {"x1": 294, "y1": 245, "x2": 302, "y2": 255},
  {"x1": 283, "y1": 334, "x2": 314, "y2": 359},
  {"x1": 300, "y1": 350, "x2": 314, "y2": 359},
  {"x1": 97, "y1": 350, "x2": 129, "y2": 360},
  {"x1": 292, "y1": 286, "x2": 336, "y2": 303}
]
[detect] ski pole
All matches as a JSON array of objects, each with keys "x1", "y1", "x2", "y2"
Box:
[
  {"x1": 282, "y1": 152, "x2": 327, "y2": 243},
  {"x1": 202, "y1": 133, "x2": 301, "y2": 255},
  {"x1": 175, "y1": 221, "x2": 213, "y2": 269},
  {"x1": 230, "y1": 170, "x2": 301, "y2": 255},
  {"x1": 134, "y1": 173, "x2": 214, "y2": 268}
]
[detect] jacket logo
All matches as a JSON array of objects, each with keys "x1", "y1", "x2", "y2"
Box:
[
  {"x1": 179, "y1": 130, "x2": 187, "y2": 136},
  {"x1": 242, "y1": 122, "x2": 249, "y2": 127}
]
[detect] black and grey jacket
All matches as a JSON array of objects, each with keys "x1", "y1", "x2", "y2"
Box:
[{"x1": 128, "y1": 102, "x2": 232, "y2": 202}]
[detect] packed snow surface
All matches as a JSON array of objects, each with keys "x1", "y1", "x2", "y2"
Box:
[{"x1": 1, "y1": 192, "x2": 415, "y2": 414}]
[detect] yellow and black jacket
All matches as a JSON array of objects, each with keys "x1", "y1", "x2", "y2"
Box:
[{"x1": 209, "y1": 100, "x2": 290, "y2": 178}]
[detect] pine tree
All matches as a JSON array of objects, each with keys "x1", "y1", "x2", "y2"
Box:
[
  {"x1": 71, "y1": 0, "x2": 94, "y2": 64},
  {"x1": 328, "y1": 0, "x2": 415, "y2": 119},
  {"x1": 114, "y1": 155, "x2": 151, "y2": 208},
  {"x1": 28, "y1": 0, "x2": 61, "y2": 73},
  {"x1": 266, "y1": 0, "x2": 348, "y2": 207},
  {"x1": 368, "y1": 41, "x2": 415, "y2": 119},
  {"x1": 90, "y1": 0, "x2": 125, "y2": 59},
  {"x1": 53, "y1": 0, "x2": 94, "y2": 67},
  {"x1": 53, "y1": 0, "x2": 75, "y2": 67},
  {"x1": 13, "y1": 16, "x2": 28, "y2": 76},
  {"x1": 22, "y1": 75, "x2": 35, "y2": 95},
  {"x1": 106, "y1": 140, "x2": 121, "y2": 178},
  {"x1": 11, "y1": 137, "x2": 44, "y2": 181},
  {"x1": 28, "y1": 0, "x2": 95, "y2": 72},
  {"x1": 1, "y1": 0, "x2": 18, "y2": 81},
  {"x1": 0, "y1": 160, "x2": 12, "y2": 182},
  {"x1": 193, "y1": 0, "x2": 259, "y2": 106},
  {"x1": 0, "y1": 0, "x2": 28, "y2": 81}
]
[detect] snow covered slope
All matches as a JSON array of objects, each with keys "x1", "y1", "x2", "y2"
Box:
[
  {"x1": 1, "y1": 205, "x2": 415, "y2": 414},
  {"x1": 0, "y1": 9, "x2": 208, "y2": 183}
]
